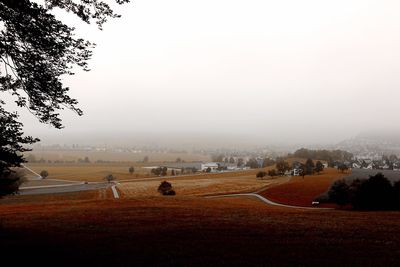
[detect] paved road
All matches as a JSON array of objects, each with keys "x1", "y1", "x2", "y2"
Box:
[
  {"x1": 19, "y1": 182, "x2": 111, "y2": 196},
  {"x1": 206, "y1": 193, "x2": 333, "y2": 210}
]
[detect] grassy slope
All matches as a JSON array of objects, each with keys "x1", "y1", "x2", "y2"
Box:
[
  {"x1": 1, "y1": 195, "x2": 400, "y2": 266},
  {"x1": 2, "y1": 167, "x2": 400, "y2": 266},
  {"x1": 259, "y1": 168, "x2": 348, "y2": 207}
]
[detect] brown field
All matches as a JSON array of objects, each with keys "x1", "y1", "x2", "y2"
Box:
[
  {"x1": 24, "y1": 162, "x2": 163, "y2": 182},
  {"x1": 1, "y1": 194, "x2": 400, "y2": 266},
  {"x1": 2, "y1": 165, "x2": 400, "y2": 266},
  {"x1": 118, "y1": 171, "x2": 287, "y2": 197},
  {"x1": 26, "y1": 149, "x2": 210, "y2": 163},
  {"x1": 260, "y1": 168, "x2": 348, "y2": 207}
]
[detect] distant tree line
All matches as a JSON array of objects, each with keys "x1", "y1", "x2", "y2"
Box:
[
  {"x1": 289, "y1": 148, "x2": 353, "y2": 163},
  {"x1": 326, "y1": 173, "x2": 400, "y2": 210}
]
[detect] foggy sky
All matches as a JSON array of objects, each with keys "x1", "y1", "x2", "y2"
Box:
[{"x1": 6, "y1": 0, "x2": 400, "y2": 146}]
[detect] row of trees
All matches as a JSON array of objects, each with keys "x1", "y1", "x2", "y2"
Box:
[
  {"x1": 256, "y1": 159, "x2": 325, "y2": 179},
  {"x1": 289, "y1": 148, "x2": 353, "y2": 162},
  {"x1": 328, "y1": 173, "x2": 400, "y2": 210}
]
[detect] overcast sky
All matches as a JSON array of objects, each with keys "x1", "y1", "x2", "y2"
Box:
[{"x1": 10, "y1": 0, "x2": 400, "y2": 146}]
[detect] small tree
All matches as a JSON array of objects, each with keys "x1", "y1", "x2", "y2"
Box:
[
  {"x1": 105, "y1": 174, "x2": 115, "y2": 183},
  {"x1": 161, "y1": 167, "x2": 168, "y2": 176},
  {"x1": 171, "y1": 169, "x2": 176, "y2": 176},
  {"x1": 40, "y1": 170, "x2": 49, "y2": 179},
  {"x1": 237, "y1": 158, "x2": 244, "y2": 167},
  {"x1": 305, "y1": 158, "x2": 315, "y2": 175},
  {"x1": 276, "y1": 160, "x2": 290, "y2": 175},
  {"x1": 205, "y1": 167, "x2": 212, "y2": 173},
  {"x1": 256, "y1": 171, "x2": 267, "y2": 179},
  {"x1": 315, "y1": 161, "x2": 324, "y2": 174},
  {"x1": 246, "y1": 158, "x2": 259, "y2": 169},
  {"x1": 158, "y1": 181, "x2": 175, "y2": 195},
  {"x1": 128, "y1": 166, "x2": 135, "y2": 175},
  {"x1": 268, "y1": 169, "x2": 277, "y2": 177},
  {"x1": 338, "y1": 163, "x2": 349, "y2": 173}
]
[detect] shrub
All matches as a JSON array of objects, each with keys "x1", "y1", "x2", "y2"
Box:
[
  {"x1": 40, "y1": 170, "x2": 49, "y2": 179},
  {"x1": 128, "y1": 166, "x2": 135, "y2": 175},
  {"x1": 158, "y1": 181, "x2": 175, "y2": 196},
  {"x1": 268, "y1": 169, "x2": 277, "y2": 177},
  {"x1": 105, "y1": 174, "x2": 115, "y2": 183},
  {"x1": 256, "y1": 171, "x2": 267, "y2": 178}
]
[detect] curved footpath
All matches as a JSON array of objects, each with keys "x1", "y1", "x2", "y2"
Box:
[{"x1": 205, "y1": 192, "x2": 333, "y2": 210}]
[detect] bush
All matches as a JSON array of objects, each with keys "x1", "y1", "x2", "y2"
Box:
[
  {"x1": 40, "y1": 170, "x2": 49, "y2": 179},
  {"x1": 0, "y1": 170, "x2": 27, "y2": 197},
  {"x1": 256, "y1": 171, "x2": 267, "y2": 178},
  {"x1": 158, "y1": 181, "x2": 175, "y2": 196},
  {"x1": 105, "y1": 174, "x2": 115, "y2": 183},
  {"x1": 268, "y1": 169, "x2": 277, "y2": 177}
]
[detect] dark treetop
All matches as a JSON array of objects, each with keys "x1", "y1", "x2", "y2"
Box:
[{"x1": 0, "y1": 0, "x2": 128, "y2": 172}]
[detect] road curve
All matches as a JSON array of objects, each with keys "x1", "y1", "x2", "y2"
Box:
[{"x1": 205, "y1": 193, "x2": 333, "y2": 210}]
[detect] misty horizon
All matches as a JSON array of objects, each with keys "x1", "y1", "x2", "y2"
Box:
[{"x1": 4, "y1": 0, "x2": 400, "y2": 147}]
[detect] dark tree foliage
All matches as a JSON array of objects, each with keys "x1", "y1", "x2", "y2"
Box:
[
  {"x1": 40, "y1": 169, "x2": 49, "y2": 179},
  {"x1": 268, "y1": 169, "x2": 277, "y2": 177},
  {"x1": 276, "y1": 160, "x2": 290, "y2": 175},
  {"x1": 246, "y1": 158, "x2": 259, "y2": 169},
  {"x1": 0, "y1": 0, "x2": 129, "y2": 195},
  {"x1": 328, "y1": 179, "x2": 350, "y2": 207},
  {"x1": 394, "y1": 181, "x2": 400, "y2": 209},
  {"x1": 315, "y1": 160, "x2": 324, "y2": 174},
  {"x1": 304, "y1": 158, "x2": 315, "y2": 175},
  {"x1": 104, "y1": 174, "x2": 115, "y2": 183},
  {"x1": 338, "y1": 163, "x2": 349, "y2": 173},
  {"x1": 0, "y1": 107, "x2": 38, "y2": 173},
  {"x1": 0, "y1": 169, "x2": 26, "y2": 197},
  {"x1": 351, "y1": 173, "x2": 395, "y2": 210},
  {"x1": 256, "y1": 171, "x2": 267, "y2": 178},
  {"x1": 328, "y1": 173, "x2": 399, "y2": 210}
]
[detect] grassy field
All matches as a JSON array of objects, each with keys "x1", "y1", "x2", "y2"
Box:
[
  {"x1": 259, "y1": 168, "x2": 348, "y2": 207},
  {"x1": 24, "y1": 162, "x2": 162, "y2": 181},
  {"x1": 1, "y1": 195, "x2": 400, "y2": 266},
  {"x1": 2, "y1": 164, "x2": 400, "y2": 266},
  {"x1": 118, "y1": 171, "x2": 287, "y2": 197}
]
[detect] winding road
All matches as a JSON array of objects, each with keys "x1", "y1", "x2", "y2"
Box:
[{"x1": 206, "y1": 192, "x2": 333, "y2": 210}]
